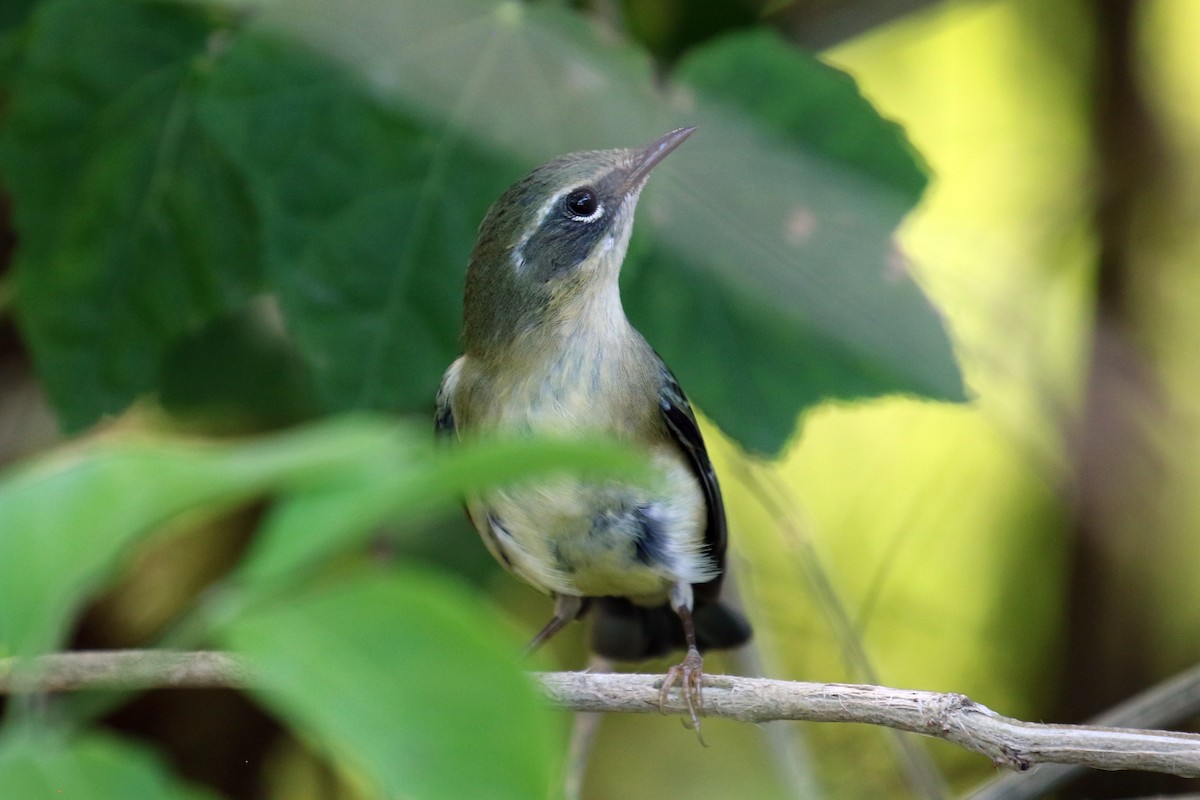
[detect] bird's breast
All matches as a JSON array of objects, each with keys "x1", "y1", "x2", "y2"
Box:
[
  {"x1": 453, "y1": 339, "x2": 715, "y2": 598},
  {"x1": 467, "y1": 450, "x2": 714, "y2": 598}
]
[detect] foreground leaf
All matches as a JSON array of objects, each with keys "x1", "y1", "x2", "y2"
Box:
[
  {"x1": 0, "y1": 415, "x2": 635, "y2": 657},
  {"x1": 221, "y1": 570, "x2": 561, "y2": 800},
  {"x1": 234, "y1": 433, "x2": 640, "y2": 589},
  {"x1": 0, "y1": 417, "x2": 405, "y2": 655}
]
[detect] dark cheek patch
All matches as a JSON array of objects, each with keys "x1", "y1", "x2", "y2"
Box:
[{"x1": 523, "y1": 208, "x2": 616, "y2": 282}]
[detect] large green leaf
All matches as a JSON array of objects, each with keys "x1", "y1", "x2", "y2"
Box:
[
  {"x1": 220, "y1": 570, "x2": 562, "y2": 800},
  {"x1": 0, "y1": 0, "x2": 261, "y2": 432},
  {"x1": 0, "y1": 729, "x2": 214, "y2": 799},
  {"x1": 158, "y1": 300, "x2": 323, "y2": 427}
]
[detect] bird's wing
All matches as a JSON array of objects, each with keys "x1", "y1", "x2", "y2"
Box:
[
  {"x1": 435, "y1": 358, "x2": 462, "y2": 438},
  {"x1": 657, "y1": 365, "x2": 728, "y2": 596}
]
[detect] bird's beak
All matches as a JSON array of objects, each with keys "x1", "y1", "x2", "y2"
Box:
[{"x1": 623, "y1": 127, "x2": 696, "y2": 193}]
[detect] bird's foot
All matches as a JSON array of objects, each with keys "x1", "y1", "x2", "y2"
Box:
[{"x1": 659, "y1": 646, "x2": 706, "y2": 741}]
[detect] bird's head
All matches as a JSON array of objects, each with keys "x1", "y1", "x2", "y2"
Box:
[{"x1": 462, "y1": 127, "x2": 694, "y2": 355}]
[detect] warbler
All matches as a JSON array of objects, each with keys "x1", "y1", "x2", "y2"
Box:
[{"x1": 436, "y1": 128, "x2": 751, "y2": 725}]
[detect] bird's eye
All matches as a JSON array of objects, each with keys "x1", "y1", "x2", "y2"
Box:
[{"x1": 563, "y1": 188, "x2": 601, "y2": 220}]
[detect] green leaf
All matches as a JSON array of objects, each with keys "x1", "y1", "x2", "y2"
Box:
[
  {"x1": 0, "y1": 0, "x2": 260, "y2": 432},
  {"x1": 0, "y1": 416, "x2": 410, "y2": 656},
  {"x1": 234, "y1": 432, "x2": 641, "y2": 590},
  {"x1": 195, "y1": 32, "x2": 517, "y2": 415},
  {"x1": 0, "y1": 729, "x2": 214, "y2": 799},
  {"x1": 220, "y1": 570, "x2": 561, "y2": 800}
]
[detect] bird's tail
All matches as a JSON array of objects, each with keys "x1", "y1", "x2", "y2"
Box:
[{"x1": 589, "y1": 595, "x2": 752, "y2": 662}]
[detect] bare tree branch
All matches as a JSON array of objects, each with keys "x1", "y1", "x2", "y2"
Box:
[
  {"x1": 542, "y1": 672, "x2": 1200, "y2": 778},
  {"x1": 3, "y1": 650, "x2": 1200, "y2": 780}
]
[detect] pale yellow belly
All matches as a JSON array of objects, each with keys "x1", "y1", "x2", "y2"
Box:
[{"x1": 468, "y1": 451, "x2": 715, "y2": 599}]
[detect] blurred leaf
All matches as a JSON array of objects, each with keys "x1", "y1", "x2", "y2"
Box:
[
  {"x1": 0, "y1": 0, "x2": 261, "y2": 432},
  {"x1": 0, "y1": 416, "x2": 409, "y2": 655},
  {"x1": 0, "y1": 413, "x2": 636, "y2": 656},
  {"x1": 233, "y1": 433, "x2": 641, "y2": 589},
  {"x1": 196, "y1": 32, "x2": 519, "y2": 416},
  {"x1": 0, "y1": 728, "x2": 214, "y2": 799},
  {"x1": 220, "y1": 570, "x2": 561, "y2": 800}
]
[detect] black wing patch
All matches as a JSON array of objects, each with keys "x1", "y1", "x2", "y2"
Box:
[{"x1": 657, "y1": 364, "x2": 728, "y2": 600}]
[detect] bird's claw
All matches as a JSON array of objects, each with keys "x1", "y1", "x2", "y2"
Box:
[{"x1": 658, "y1": 647, "x2": 706, "y2": 741}]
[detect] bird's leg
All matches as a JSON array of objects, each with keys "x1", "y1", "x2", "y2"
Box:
[
  {"x1": 525, "y1": 593, "x2": 584, "y2": 655},
  {"x1": 659, "y1": 582, "x2": 705, "y2": 736}
]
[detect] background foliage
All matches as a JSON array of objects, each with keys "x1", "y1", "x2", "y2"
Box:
[{"x1": 1, "y1": 0, "x2": 1198, "y2": 798}]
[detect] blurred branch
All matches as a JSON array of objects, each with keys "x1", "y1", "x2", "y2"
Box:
[{"x1": 4, "y1": 650, "x2": 1200, "y2": 779}]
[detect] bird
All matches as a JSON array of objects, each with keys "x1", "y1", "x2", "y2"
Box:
[{"x1": 435, "y1": 127, "x2": 751, "y2": 729}]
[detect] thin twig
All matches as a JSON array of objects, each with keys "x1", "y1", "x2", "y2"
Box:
[{"x1": 3, "y1": 650, "x2": 1199, "y2": 779}]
